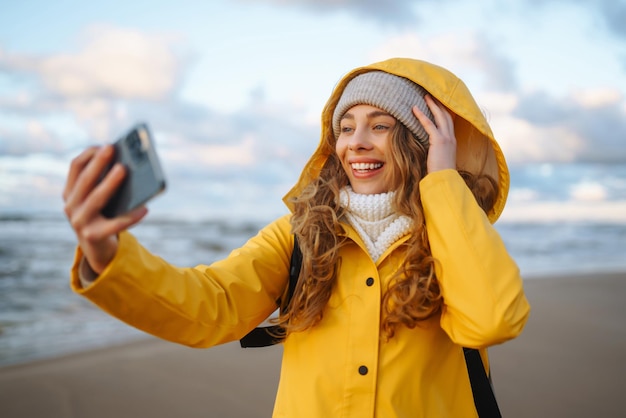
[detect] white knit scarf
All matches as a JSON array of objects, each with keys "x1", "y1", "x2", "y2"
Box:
[{"x1": 339, "y1": 186, "x2": 413, "y2": 262}]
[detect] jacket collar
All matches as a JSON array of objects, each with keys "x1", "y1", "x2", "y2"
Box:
[{"x1": 339, "y1": 221, "x2": 412, "y2": 266}]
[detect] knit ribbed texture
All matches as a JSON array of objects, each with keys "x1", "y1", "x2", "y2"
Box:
[
  {"x1": 332, "y1": 71, "x2": 433, "y2": 147},
  {"x1": 339, "y1": 187, "x2": 413, "y2": 262}
]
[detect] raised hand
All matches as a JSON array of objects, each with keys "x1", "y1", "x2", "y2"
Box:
[
  {"x1": 412, "y1": 95, "x2": 457, "y2": 173},
  {"x1": 62, "y1": 145, "x2": 148, "y2": 274}
]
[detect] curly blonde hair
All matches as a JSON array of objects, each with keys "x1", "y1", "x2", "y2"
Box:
[{"x1": 275, "y1": 122, "x2": 498, "y2": 339}]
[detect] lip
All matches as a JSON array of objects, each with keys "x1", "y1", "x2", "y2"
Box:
[
  {"x1": 347, "y1": 158, "x2": 383, "y2": 164},
  {"x1": 348, "y1": 159, "x2": 384, "y2": 179},
  {"x1": 348, "y1": 158, "x2": 384, "y2": 171}
]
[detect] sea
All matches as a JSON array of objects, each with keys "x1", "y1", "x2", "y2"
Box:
[{"x1": 1, "y1": 162, "x2": 625, "y2": 367}]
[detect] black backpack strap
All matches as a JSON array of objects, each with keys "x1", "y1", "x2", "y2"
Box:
[
  {"x1": 240, "y1": 236, "x2": 302, "y2": 348},
  {"x1": 286, "y1": 235, "x2": 302, "y2": 304},
  {"x1": 463, "y1": 347, "x2": 502, "y2": 417}
]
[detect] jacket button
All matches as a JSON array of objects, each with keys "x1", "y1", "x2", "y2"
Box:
[
  {"x1": 358, "y1": 365, "x2": 368, "y2": 375},
  {"x1": 366, "y1": 277, "x2": 374, "y2": 286}
]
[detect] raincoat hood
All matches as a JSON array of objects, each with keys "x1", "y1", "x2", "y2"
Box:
[{"x1": 283, "y1": 57, "x2": 510, "y2": 223}]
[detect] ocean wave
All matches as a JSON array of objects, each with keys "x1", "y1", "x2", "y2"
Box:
[{"x1": 1, "y1": 212, "x2": 625, "y2": 367}]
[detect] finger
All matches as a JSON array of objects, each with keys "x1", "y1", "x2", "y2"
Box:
[
  {"x1": 424, "y1": 95, "x2": 454, "y2": 136},
  {"x1": 65, "y1": 145, "x2": 116, "y2": 213},
  {"x1": 65, "y1": 163, "x2": 124, "y2": 235},
  {"x1": 113, "y1": 205, "x2": 149, "y2": 231},
  {"x1": 63, "y1": 146, "x2": 99, "y2": 202},
  {"x1": 81, "y1": 205, "x2": 148, "y2": 244},
  {"x1": 412, "y1": 104, "x2": 438, "y2": 132},
  {"x1": 65, "y1": 162, "x2": 126, "y2": 238},
  {"x1": 80, "y1": 162, "x2": 127, "y2": 219},
  {"x1": 413, "y1": 102, "x2": 452, "y2": 145}
]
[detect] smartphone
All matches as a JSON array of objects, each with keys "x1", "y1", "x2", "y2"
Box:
[{"x1": 101, "y1": 123, "x2": 166, "y2": 218}]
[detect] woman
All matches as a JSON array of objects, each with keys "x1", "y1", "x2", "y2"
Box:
[{"x1": 64, "y1": 57, "x2": 530, "y2": 417}]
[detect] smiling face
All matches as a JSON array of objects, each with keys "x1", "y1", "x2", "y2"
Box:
[{"x1": 335, "y1": 104, "x2": 398, "y2": 195}]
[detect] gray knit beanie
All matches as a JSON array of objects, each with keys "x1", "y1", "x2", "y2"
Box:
[{"x1": 332, "y1": 71, "x2": 433, "y2": 146}]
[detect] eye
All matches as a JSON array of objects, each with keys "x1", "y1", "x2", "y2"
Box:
[
  {"x1": 340, "y1": 125, "x2": 354, "y2": 134},
  {"x1": 373, "y1": 124, "x2": 390, "y2": 131}
]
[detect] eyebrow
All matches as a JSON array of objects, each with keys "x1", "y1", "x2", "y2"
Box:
[{"x1": 341, "y1": 109, "x2": 393, "y2": 120}]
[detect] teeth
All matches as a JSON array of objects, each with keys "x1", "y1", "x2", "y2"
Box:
[{"x1": 351, "y1": 162, "x2": 382, "y2": 171}]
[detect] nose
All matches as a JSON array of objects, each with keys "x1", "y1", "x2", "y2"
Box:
[{"x1": 348, "y1": 128, "x2": 373, "y2": 151}]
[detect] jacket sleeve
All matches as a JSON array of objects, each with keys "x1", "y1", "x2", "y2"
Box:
[
  {"x1": 70, "y1": 215, "x2": 294, "y2": 348},
  {"x1": 420, "y1": 169, "x2": 530, "y2": 348}
]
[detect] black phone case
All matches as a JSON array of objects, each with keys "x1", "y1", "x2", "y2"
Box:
[{"x1": 101, "y1": 123, "x2": 166, "y2": 218}]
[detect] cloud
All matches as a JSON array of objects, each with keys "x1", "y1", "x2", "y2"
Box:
[
  {"x1": 0, "y1": 65, "x2": 318, "y2": 217},
  {"x1": 512, "y1": 89, "x2": 626, "y2": 163},
  {"x1": 238, "y1": 0, "x2": 424, "y2": 26},
  {"x1": 0, "y1": 25, "x2": 188, "y2": 147},
  {"x1": 1, "y1": 25, "x2": 186, "y2": 100},
  {"x1": 478, "y1": 87, "x2": 626, "y2": 165},
  {"x1": 563, "y1": 0, "x2": 626, "y2": 38},
  {"x1": 152, "y1": 99, "x2": 318, "y2": 183},
  {"x1": 0, "y1": 153, "x2": 71, "y2": 212},
  {"x1": 245, "y1": 0, "x2": 626, "y2": 40},
  {"x1": 368, "y1": 31, "x2": 625, "y2": 164},
  {"x1": 368, "y1": 31, "x2": 518, "y2": 92},
  {"x1": 570, "y1": 180, "x2": 608, "y2": 201},
  {"x1": 0, "y1": 22, "x2": 318, "y2": 168},
  {"x1": 595, "y1": 0, "x2": 626, "y2": 38},
  {"x1": 0, "y1": 120, "x2": 66, "y2": 155},
  {"x1": 1, "y1": 10, "x2": 624, "y2": 217},
  {"x1": 0, "y1": 21, "x2": 318, "y2": 216}
]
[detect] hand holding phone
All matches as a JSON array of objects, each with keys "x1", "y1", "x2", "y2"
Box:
[{"x1": 101, "y1": 123, "x2": 166, "y2": 218}]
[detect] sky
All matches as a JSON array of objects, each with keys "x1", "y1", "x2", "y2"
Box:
[{"x1": 0, "y1": 0, "x2": 625, "y2": 221}]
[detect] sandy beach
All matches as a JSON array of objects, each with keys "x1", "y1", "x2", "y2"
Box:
[{"x1": 1, "y1": 272, "x2": 624, "y2": 418}]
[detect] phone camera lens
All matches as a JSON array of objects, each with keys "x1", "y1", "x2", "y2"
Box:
[{"x1": 128, "y1": 132, "x2": 147, "y2": 164}]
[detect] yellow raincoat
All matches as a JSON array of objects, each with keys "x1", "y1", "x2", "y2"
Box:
[{"x1": 71, "y1": 58, "x2": 530, "y2": 417}]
